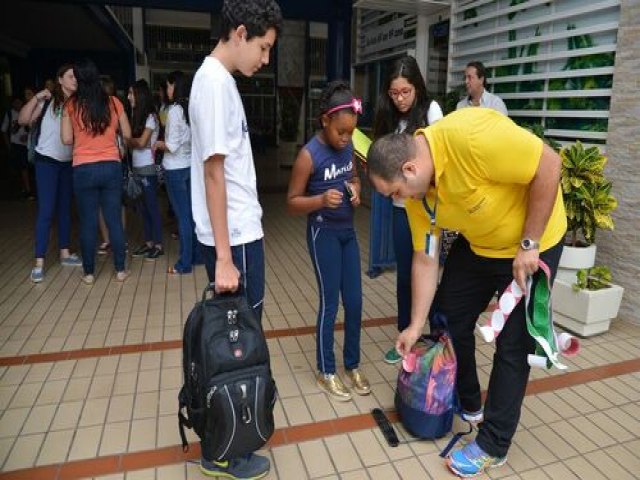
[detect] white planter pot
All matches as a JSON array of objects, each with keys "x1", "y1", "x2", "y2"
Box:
[
  {"x1": 553, "y1": 313, "x2": 611, "y2": 337},
  {"x1": 552, "y1": 278, "x2": 624, "y2": 336},
  {"x1": 558, "y1": 244, "x2": 597, "y2": 270}
]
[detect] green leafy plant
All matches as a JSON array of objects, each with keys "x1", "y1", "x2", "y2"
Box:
[
  {"x1": 560, "y1": 141, "x2": 617, "y2": 246},
  {"x1": 528, "y1": 123, "x2": 561, "y2": 152},
  {"x1": 443, "y1": 85, "x2": 466, "y2": 114},
  {"x1": 572, "y1": 265, "x2": 612, "y2": 291}
]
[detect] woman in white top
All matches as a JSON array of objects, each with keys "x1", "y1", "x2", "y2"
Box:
[
  {"x1": 154, "y1": 71, "x2": 197, "y2": 274},
  {"x1": 18, "y1": 64, "x2": 83, "y2": 283},
  {"x1": 372, "y1": 55, "x2": 443, "y2": 365},
  {"x1": 127, "y1": 79, "x2": 163, "y2": 260}
]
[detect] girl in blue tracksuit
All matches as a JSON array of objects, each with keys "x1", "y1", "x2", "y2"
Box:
[{"x1": 287, "y1": 80, "x2": 370, "y2": 402}]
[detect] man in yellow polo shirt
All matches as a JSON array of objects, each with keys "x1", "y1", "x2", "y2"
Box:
[{"x1": 367, "y1": 107, "x2": 566, "y2": 478}]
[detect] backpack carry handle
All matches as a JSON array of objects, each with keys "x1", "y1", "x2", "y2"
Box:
[{"x1": 201, "y1": 274, "x2": 248, "y2": 303}]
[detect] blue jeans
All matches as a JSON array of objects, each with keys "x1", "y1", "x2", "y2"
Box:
[
  {"x1": 200, "y1": 238, "x2": 265, "y2": 321},
  {"x1": 34, "y1": 153, "x2": 73, "y2": 258},
  {"x1": 139, "y1": 174, "x2": 163, "y2": 245},
  {"x1": 73, "y1": 161, "x2": 126, "y2": 274},
  {"x1": 164, "y1": 168, "x2": 197, "y2": 272},
  {"x1": 392, "y1": 206, "x2": 413, "y2": 332},
  {"x1": 307, "y1": 225, "x2": 362, "y2": 374}
]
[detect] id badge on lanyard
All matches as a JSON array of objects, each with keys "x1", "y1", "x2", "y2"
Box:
[{"x1": 422, "y1": 196, "x2": 438, "y2": 259}]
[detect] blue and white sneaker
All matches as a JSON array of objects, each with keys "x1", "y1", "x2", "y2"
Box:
[
  {"x1": 61, "y1": 254, "x2": 82, "y2": 267},
  {"x1": 200, "y1": 453, "x2": 270, "y2": 479},
  {"x1": 30, "y1": 267, "x2": 44, "y2": 283},
  {"x1": 447, "y1": 440, "x2": 507, "y2": 477},
  {"x1": 460, "y1": 407, "x2": 484, "y2": 424}
]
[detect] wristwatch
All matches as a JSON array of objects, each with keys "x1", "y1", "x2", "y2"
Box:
[{"x1": 520, "y1": 238, "x2": 540, "y2": 251}]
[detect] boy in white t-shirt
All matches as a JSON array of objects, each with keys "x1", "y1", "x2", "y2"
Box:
[{"x1": 189, "y1": 0, "x2": 282, "y2": 478}]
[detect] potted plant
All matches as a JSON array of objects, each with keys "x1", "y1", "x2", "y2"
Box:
[
  {"x1": 552, "y1": 266, "x2": 624, "y2": 337},
  {"x1": 558, "y1": 141, "x2": 617, "y2": 270},
  {"x1": 277, "y1": 87, "x2": 304, "y2": 167}
]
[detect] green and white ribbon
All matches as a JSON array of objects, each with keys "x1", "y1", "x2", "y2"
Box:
[{"x1": 478, "y1": 260, "x2": 580, "y2": 370}]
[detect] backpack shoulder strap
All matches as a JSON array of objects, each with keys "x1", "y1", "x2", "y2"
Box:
[
  {"x1": 40, "y1": 98, "x2": 52, "y2": 120},
  {"x1": 33, "y1": 99, "x2": 51, "y2": 144}
]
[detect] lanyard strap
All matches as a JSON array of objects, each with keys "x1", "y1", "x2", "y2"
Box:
[
  {"x1": 477, "y1": 260, "x2": 580, "y2": 370},
  {"x1": 422, "y1": 192, "x2": 438, "y2": 257}
]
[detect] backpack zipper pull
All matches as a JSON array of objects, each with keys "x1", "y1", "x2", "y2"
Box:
[{"x1": 206, "y1": 386, "x2": 217, "y2": 408}]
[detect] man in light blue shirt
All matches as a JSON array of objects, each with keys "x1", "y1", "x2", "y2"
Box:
[{"x1": 456, "y1": 61, "x2": 508, "y2": 115}]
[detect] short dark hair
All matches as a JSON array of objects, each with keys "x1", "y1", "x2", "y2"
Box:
[
  {"x1": 218, "y1": 0, "x2": 283, "y2": 42},
  {"x1": 466, "y1": 61, "x2": 488, "y2": 88},
  {"x1": 367, "y1": 133, "x2": 416, "y2": 182}
]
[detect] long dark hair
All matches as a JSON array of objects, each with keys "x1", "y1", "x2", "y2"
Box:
[
  {"x1": 166, "y1": 70, "x2": 190, "y2": 126},
  {"x1": 52, "y1": 64, "x2": 74, "y2": 112},
  {"x1": 71, "y1": 59, "x2": 111, "y2": 136},
  {"x1": 130, "y1": 79, "x2": 157, "y2": 138},
  {"x1": 372, "y1": 55, "x2": 431, "y2": 138}
]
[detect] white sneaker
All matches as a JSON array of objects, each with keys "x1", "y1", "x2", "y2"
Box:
[{"x1": 30, "y1": 267, "x2": 44, "y2": 283}]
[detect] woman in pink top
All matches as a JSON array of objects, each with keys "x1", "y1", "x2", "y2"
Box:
[{"x1": 61, "y1": 59, "x2": 132, "y2": 284}]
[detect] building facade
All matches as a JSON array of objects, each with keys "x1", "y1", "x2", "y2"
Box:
[{"x1": 355, "y1": 0, "x2": 638, "y2": 324}]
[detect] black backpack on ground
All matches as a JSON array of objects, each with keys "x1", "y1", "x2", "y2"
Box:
[{"x1": 178, "y1": 285, "x2": 277, "y2": 461}]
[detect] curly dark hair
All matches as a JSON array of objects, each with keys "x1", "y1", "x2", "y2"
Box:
[
  {"x1": 219, "y1": 0, "x2": 283, "y2": 42},
  {"x1": 373, "y1": 55, "x2": 432, "y2": 138},
  {"x1": 318, "y1": 80, "x2": 355, "y2": 116}
]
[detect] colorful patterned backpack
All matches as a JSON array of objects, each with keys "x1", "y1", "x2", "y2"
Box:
[{"x1": 394, "y1": 313, "x2": 457, "y2": 439}]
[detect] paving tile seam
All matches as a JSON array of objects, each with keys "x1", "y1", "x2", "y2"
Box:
[
  {"x1": 2, "y1": 358, "x2": 639, "y2": 479},
  {"x1": 0, "y1": 317, "x2": 399, "y2": 367}
]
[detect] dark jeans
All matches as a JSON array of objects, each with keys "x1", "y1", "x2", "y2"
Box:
[
  {"x1": 73, "y1": 161, "x2": 126, "y2": 274},
  {"x1": 139, "y1": 174, "x2": 163, "y2": 245},
  {"x1": 164, "y1": 168, "x2": 196, "y2": 272},
  {"x1": 307, "y1": 225, "x2": 362, "y2": 374},
  {"x1": 392, "y1": 206, "x2": 413, "y2": 332},
  {"x1": 34, "y1": 153, "x2": 73, "y2": 258},
  {"x1": 200, "y1": 238, "x2": 265, "y2": 321},
  {"x1": 432, "y1": 235, "x2": 563, "y2": 458}
]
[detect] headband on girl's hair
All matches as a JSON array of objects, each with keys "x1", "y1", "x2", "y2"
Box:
[{"x1": 324, "y1": 97, "x2": 363, "y2": 116}]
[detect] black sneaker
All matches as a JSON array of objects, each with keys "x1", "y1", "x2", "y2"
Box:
[
  {"x1": 131, "y1": 244, "x2": 152, "y2": 258},
  {"x1": 145, "y1": 246, "x2": 164, "y2": 261}
]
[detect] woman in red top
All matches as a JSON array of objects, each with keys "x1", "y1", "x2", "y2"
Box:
[{"x1": 61, "y1": 59, "x2": 132, "y2": 284}]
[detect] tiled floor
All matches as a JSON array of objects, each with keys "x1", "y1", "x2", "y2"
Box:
[{"x1": 1, "y1": 184, "x2": 639, "y2": 480}]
